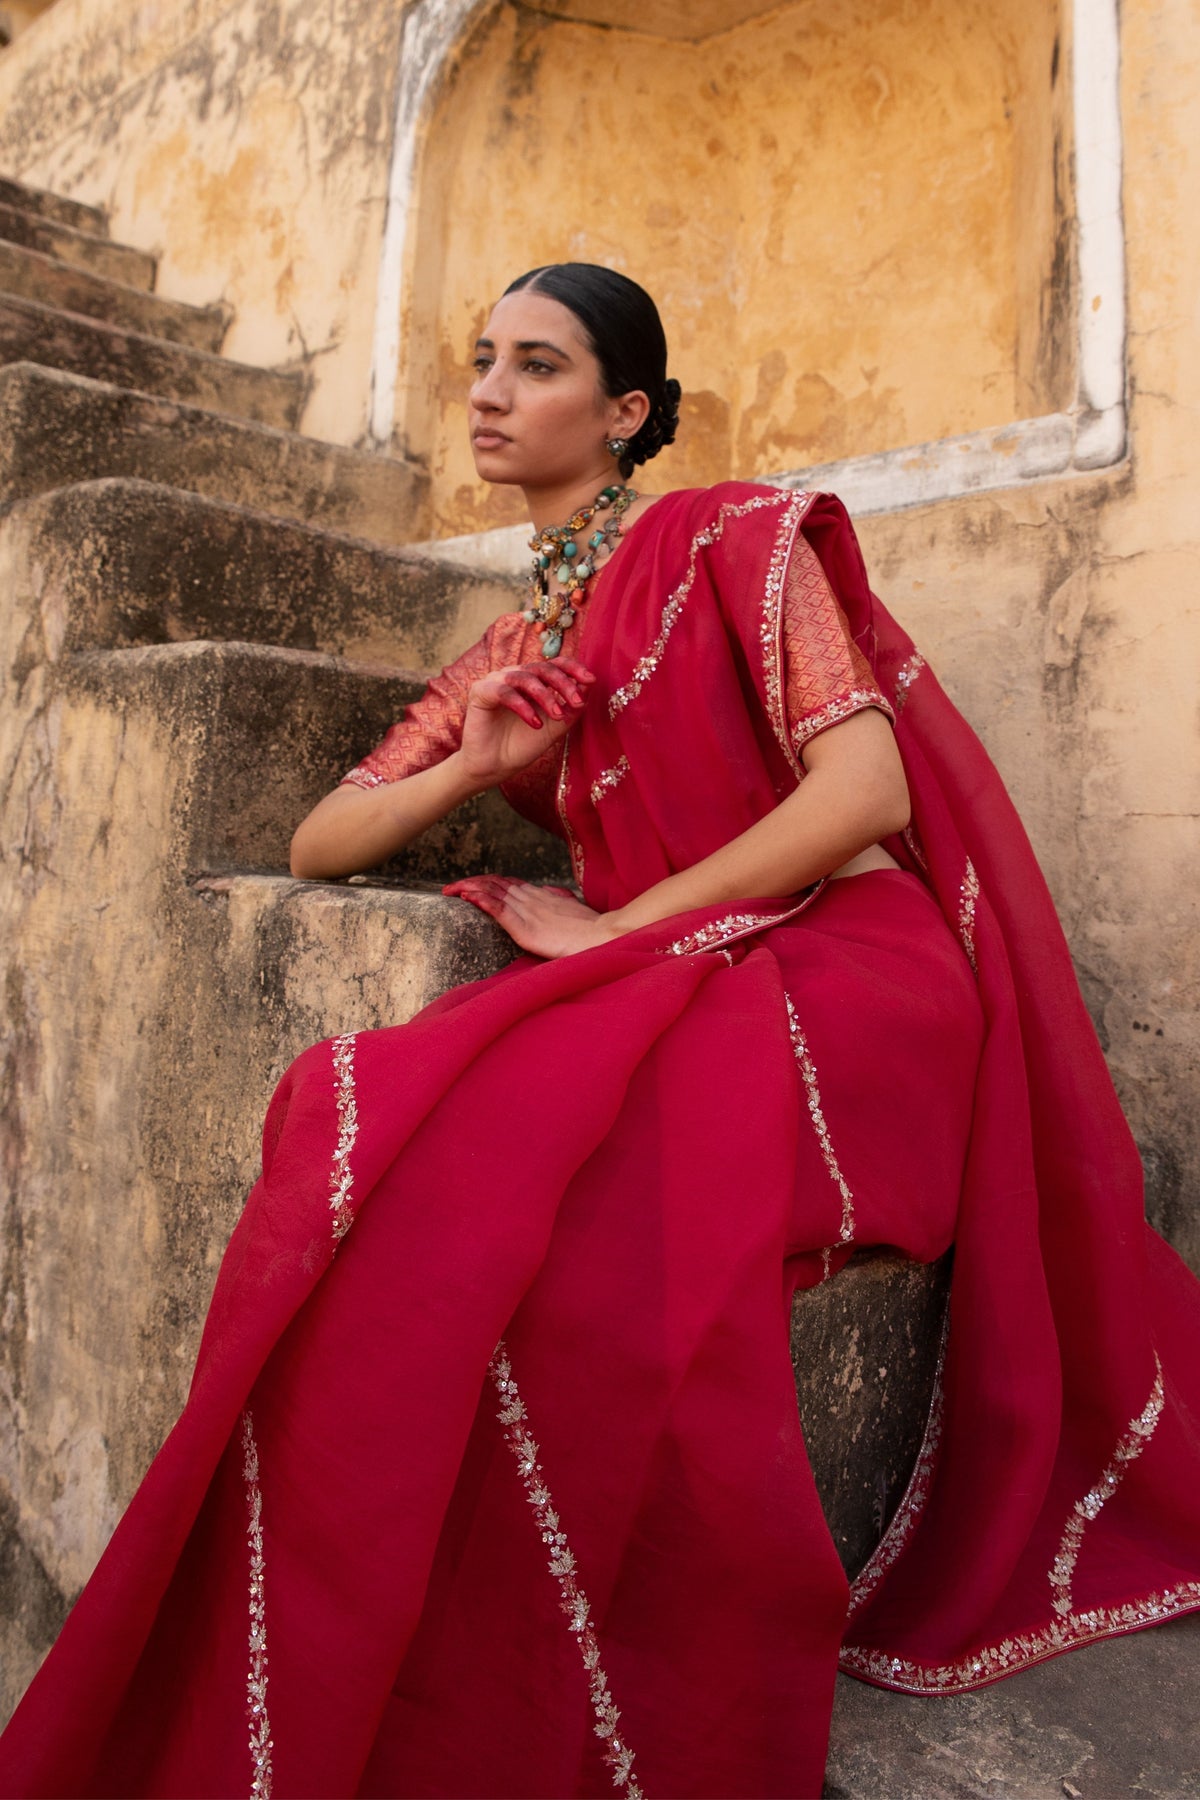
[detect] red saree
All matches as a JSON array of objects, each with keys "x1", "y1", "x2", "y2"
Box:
[{"x1": 2, "y1": 484, "x2": 1198, "y2": 1799}]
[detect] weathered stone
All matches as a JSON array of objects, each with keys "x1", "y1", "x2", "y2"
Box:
[
  {"x1": 0, "y1": 363, "x2": 430, "y2": 544},
  {"x1": 9, "y1": 478, "x2": 520, "y2": 669},
  {"x1": 0, "y1": 292, "x2": 302, "y2": 428},
  {"x1": 0, "y1": 174, "x2": 106, "y2": 237},
  {"x1": 0, "y1": 238, "x2": 228, "y2": 352},
  {"x1": 0, "y1": 201, "x2": 153, "y2": 289},
  {"x1": 792, "y1": 1250, "x2": 951, "y2": 1578}
]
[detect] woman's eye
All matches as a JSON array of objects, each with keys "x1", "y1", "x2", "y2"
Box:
[
  {"x1": 524, "y1": 360, "x2": 554, "y2": 375},
  {"x1": 471, "y1": 357, "x2": 493, "y2": 374}
]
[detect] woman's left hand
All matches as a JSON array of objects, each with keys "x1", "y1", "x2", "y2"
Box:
[{"x1": 443, "y1": 877, "x2": 618, "y2": 959}]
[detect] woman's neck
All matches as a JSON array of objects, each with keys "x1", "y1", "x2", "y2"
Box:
[{"x1": 521, "y1": 467, "x2": 626, "y2": 534}]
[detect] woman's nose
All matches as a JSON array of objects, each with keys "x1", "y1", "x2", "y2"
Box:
[{"x1": 472, "y1": 365, "x2": 509, "y2": 412}]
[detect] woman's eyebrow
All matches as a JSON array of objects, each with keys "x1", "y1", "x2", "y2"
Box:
[{"x1": 473, "y1": 336, "x2": 572, "y2": 360}]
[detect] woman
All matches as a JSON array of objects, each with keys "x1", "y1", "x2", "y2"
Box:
[{"x1": 2, "y1": 265, "x2": 1198, "y2": 1800}]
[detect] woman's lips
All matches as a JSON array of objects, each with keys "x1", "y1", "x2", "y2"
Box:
[{"x1": 472, "y1": 430, "x2": 510, "y2": 449}]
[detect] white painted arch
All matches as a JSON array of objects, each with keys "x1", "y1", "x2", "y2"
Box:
[{"x1": 370, "y1": 0, "x2": 1127, "y2": 522}]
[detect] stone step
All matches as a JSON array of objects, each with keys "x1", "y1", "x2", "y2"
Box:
[
  {"x1": 0, "y1": 175, "x2": 108, "y2": 238},
  {"x1": 0, "y1": 292, "x2": 302, "y2": 429},
  {"x1": 8, "y1": 479, "x2": 517, "y2": 670},
  {"x1": 0, "y1": 238, "x2": 228, "y2": 352},
  {"x1": 0, "y1": 362, "x2": 429, "y2": 547},
  {"x1": 0, "y1": 201, "x2": 154, "y2": 289},
  {"x1": 60, "y1": 640, "x2": 569, "y2": 883}
]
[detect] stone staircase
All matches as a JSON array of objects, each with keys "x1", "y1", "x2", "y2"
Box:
[{"x1": 0, "y1": 172, "x2": 944, "y2": 1750}]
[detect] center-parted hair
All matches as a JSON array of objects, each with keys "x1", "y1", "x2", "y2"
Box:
[{"x1": 504, "y1": 263, "x2": 682, "y2": 478}]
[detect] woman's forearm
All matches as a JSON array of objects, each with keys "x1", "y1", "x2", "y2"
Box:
[
  {"x1": 289, "y1": 751, "x2": 486, "y2": 880},
  {"x1": 606, "y1": 711, "x2": 910, "y2": 936}
]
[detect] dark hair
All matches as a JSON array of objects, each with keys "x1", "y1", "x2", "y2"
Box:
[{"x1": 503, "y1": 263, "x2": 682, "y2": 478}]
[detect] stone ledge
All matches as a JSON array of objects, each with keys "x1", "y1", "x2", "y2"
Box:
[
  {"x1": 0, "y1": 175, "x2": 107, "y2": 237},
  {"x1": 8, "y1": 478, "x2": 519, "y2": 669},
  {"x1": 0, "y1": 291, "x2": 303, "y2": 429},
  {"x1": 0, "y1": 362, "x2": 430, "y2": 545},
  {"x1": 0, "y1": 201, "x2": 153, "y2": 289},
  {"x1": 0, "y1": 238, "x2": 228, "y2": 352}
]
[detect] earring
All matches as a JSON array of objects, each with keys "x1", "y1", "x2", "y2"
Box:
[{"x1": 606, "y1": 436, "x2": 630, "y2": 459}]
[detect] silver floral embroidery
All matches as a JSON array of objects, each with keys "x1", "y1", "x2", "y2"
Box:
[
  {"x1": 840, "y1": 1580, "x2": 1200, "y2": 1695},
  {"x1": 784, "y1": 993, "x2": 855, "y2": 1243},
  {"x1": 791, "y1": 687, "x2": 895, "y2": 755},
  {"x1": 820, "y1": 1246, "x2": 834, "y2": 1282},
  {"x1": 556, "y1": 734, "x2": 586, "y2": 891},
  {"x1": 846, "y1": 1321, "x2": 948, "y2": 1617},
  {"x1": 590, "y1": 755, "x2": 630, "y2": 807},
  {"x1": 957, "y1": 859, "x2": 980, "y2": 974},
  {"x1": 328, "y1": 1034, "x2": 359, "y2": 1247},
  {"x1": 665, "y1": 911, "x2": 781, "y2": 957},
  {"x1": 609, "y1": 493, "x2": 786, "y2": 719},
  {"x1": 892, "y1": 652, "x2": 927, "y2": 714},
  {"x1": 488, "y1": 1343, "x2": 645, "y2": 1798},
  {"x1": 758, "y1": 491, "x2": 817, "y2": 775},
  {"x1": 241, "y1": 1411, "x2": 273, "y2": 1799},
  {"x1": 1049, "y1": 1354, "x2": 1165, "y2": 1616}
]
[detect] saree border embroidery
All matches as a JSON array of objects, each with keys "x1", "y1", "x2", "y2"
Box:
[
  {"x1": 240, "y1": 1411, "x2": 274, "y2": 1800},
  {"x1": 783, "y1": 993, "x2": 855, "y2": 1243},
  {"x1": 791, "y1": 687, "x2": 896, "y2": 755},
  {"x1": 488, "y1": 1343, "x2": 645, "y2": 1799},
  {"x1": 590, "y1": 755, "x2": 630, "y2": 807},
  {"x1": 957, "y1": 860, "x2": 980, "y2": 974},
  {"x1": 892, "y1": 651, "x2": 927, "y2": 714},
  {"x1": 1049, "y1": 1354, "x2": 1165, "y2": 1617},
  {"x1": 328, "y1": 1034, "x2": 359, "y2": 1248},
  {"x1": 758, "y1": 491, "x2": 818, "y2": 776},
  {"x1": 556, "y1": 735, "x2": 587, "y2": 889},
  {"x1": 845, "y1": 1320, "x2": 948, "y2": 1618},
  {"x1": 840, "y1": 1580, "x2": 1200, "y2": 1696},
  {"x1": 665, "y1": 911, "x2": 784, "y2": 957},
  {"x1": 608, "y1": 492, "x2": 787, "y2": 720}
]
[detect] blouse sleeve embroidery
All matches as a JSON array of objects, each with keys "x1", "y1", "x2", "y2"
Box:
[
  {"x1": 340, "y1": 617, "x2": 524, "y2": 789},
  {"x1": 783, "y1": 532, "x2": 895, "y2": 755}
]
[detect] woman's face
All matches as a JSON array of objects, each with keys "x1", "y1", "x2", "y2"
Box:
[{"x1": 469, "y1": 289, "x2": 646, "y2": 491}]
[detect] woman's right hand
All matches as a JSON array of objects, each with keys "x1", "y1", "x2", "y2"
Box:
[{"x1": 458, "y1": 654, "x2": 595, "y2": 786}]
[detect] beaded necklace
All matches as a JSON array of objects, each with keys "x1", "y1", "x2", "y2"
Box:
[{"x1": 522, "y1": 483, "x2": 637, "y2": 658}]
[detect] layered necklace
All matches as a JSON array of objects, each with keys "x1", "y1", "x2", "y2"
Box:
[{"x1": 523, "y1": 483, "x2": 637, "y2": 658}]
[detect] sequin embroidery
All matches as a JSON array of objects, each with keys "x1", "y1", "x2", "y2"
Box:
[
  {"x1": 556, "y1": 734, "x2": 586, "y2": 890},
  {"x1": 840, "y1": 1581, "x2": 1200, "y2": 1695},
  {"x1": 957, "y1": 859, "x2": 980, "y2": 974},
  {"x1": 241, "y1": 1411, "x2": 273, "y2": 1799},
  {"x1": 846, "y1": 1322, "x2": 948, "y2": 1617},
  {"x1": 665, "y1": 911, "x2": 782, "y2": 957},
  {"x1": 488, "y1": 1343, "x2": 645, "y2": 1798},
  {"x1": 590, "y1": 756, "x2": 630, "y2": 807},
  {"x1": 784, "y1": 993, "x2": 855, "y2": 1243},
  {"x1": 608, "y1": 493, "x2": 786, "y2": 719},
  {"x1": 892, "y1": 652, "x2": 927, "y2": 713},
  {"x1": 791, "y1": 687, "x2": 896, "y2": 755},
  {"x1": 328, "y1": 1034, "x2": 359, "y2": 1248},
  {"x1": 759, "y1": 492, "x2": 818, "y2": 774},
  {"x1": 1049, "y1": 1355, "x2": 1165, "y2": 1617}
]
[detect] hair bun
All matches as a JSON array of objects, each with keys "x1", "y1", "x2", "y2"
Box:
[{"x1": 629, "y1": 376, "x2": 682, "y2": 469}]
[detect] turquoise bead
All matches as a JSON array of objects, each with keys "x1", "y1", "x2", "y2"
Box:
[
  {"x1": 542, "y1": 631, "x2": 563, "y2": 658},
  {"x1": 589, "y1": 530, "x2": 605, "y2": 549},
  {"x1": 563, "y1": 541, "x2": 578, "y2": 558},
  {"x1": 575, "y1": 561, "x2": 592, "y2": 579},
  {"x1": 556, "y1": 562, "x2": 572, "y2": 585}
]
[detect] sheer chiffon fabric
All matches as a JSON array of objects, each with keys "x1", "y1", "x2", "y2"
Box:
[{"x1": 1, "y1": 485, "x2": 1197, "y2": 1800}]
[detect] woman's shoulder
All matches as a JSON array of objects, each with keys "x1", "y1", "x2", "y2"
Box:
[{"x1": 647, "y1": 480, "x2": 834, "y2": 529}]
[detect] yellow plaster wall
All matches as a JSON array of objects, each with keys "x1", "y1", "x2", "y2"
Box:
[
  {"x1": 0, "y1": 0, "x2": 401, "y2": 447},
  {"x1": 416, "y1": 0, "x2": 1063, "y2": 536}
]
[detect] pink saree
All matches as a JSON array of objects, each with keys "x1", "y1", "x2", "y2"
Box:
[{"x1": 1, "y1": 484, "x2": 1198, "y2": 1799}]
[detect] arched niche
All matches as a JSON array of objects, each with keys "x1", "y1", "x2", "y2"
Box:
[{"x1": 398, "y1": 0, "x2": 1070, "y2": 537}]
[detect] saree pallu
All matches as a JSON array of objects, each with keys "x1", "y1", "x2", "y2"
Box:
[{"x1": 2, "y1": 484, "x2": 1198, "y2": 1799}]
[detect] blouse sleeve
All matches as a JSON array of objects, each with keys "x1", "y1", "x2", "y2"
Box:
[
  {"x1": 781, "y1": 526, "x2": 895, "y2": 756},
  {"x1": 340, "y1": 614, "x2": 529, "y2": 789}
]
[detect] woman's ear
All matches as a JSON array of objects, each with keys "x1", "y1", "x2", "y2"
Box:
[{"x1": 609, "y1": 389, "x2": 651, "y2": 440}]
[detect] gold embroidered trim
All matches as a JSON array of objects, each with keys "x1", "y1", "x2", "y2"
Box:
[
  {"x1": 665, "y1": 911, "x2": 782, "y2": 957},
  {"x1": 846, "y1": 1320, "x2": 948, "y2": 1617},
  {"x1": 791, "y1": 687, "x2": 894, "y2": 754},
  {"x1": 759, "y1": 491, "x2": 816, "y2": 776},
  {"x1": 892, "y1": 652, "x2": 927, "y2": 713},
  {"x1": 328, "y1": 1034, "x2": 359, "y2": 1247},
  {"x1": 957, "y1": 859, "x2": 980, "y2": 974},
  {"x1": 488, "y1": 1343, "x2": 645, "y2": 1798},
  {"x1": 241, "y1": 1411, "x2": 274, "y2": 1800},
  {"x1": 784, "y1": 993, "x2": 855, "y2": 1243},
  {"x1": 590, "y1": 755, "x2": 630, "y2": 807},
  {"x1": 840, "y1": 1581, "x2": 1200, "y2": 1695},
  {"x1": 556, "y1": 734, "x2": 586, "y2": 890},
  {"x1": 1049, "y1": 1354, "x2": 1165, "y2": 1617},
  {"x1": 608, "y1": 493, "x2": 787, "y2": 719},
  {"x1": 340, "y1": 766, "x2": 385, "y2": 789}
]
